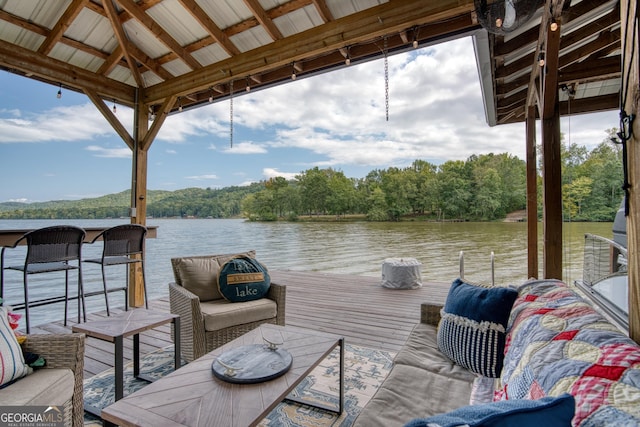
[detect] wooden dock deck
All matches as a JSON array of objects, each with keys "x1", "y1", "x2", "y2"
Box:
[{"x1": 28, "y1": 270, "x2": 451, "y2": 380}]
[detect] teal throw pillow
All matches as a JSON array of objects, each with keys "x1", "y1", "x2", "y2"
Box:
[
  {"x1": 437, "y1": 278, "x2": 518, "y2": 377},
  {"x1": 218, "y1": 256, "x2": 270, "y2": 302},
  {"x1": 404, "y1": 393, "x2": 575, "y2": 427}
]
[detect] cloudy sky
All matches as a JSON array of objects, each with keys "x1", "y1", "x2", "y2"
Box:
[{"x1": 0, "y1": 36, "x2": 619, "y2": 203}]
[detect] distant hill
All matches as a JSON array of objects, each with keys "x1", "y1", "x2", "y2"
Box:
[{"x1": 0, "y1": 184, "x2": 265, "y2": 219}]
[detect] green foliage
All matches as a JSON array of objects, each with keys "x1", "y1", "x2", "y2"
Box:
[{"x1": 0, "y1": 134, "x2": 623, "y2": 222}]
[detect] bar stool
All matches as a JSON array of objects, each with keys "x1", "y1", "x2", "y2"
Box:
[
  {"x1": 83, "y1": 224, "x2": 148, "y2": 315},
  {"x1": 0, "y1": 225, "x2": 86, "y2": 333}
]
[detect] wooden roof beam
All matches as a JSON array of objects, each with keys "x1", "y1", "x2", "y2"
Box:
[
  {"x1": 84, "y1": 88, "x2": 135, "y2": 149},
  {"x1": 38, "y1": 0, "x2": 89, "y2": 55},
  {"x1": 244, "y1": 0, "x2": 283, "y2": 40},
  {"x1": 541, "y1": 5, "x2": 562, "y2": 119},
  {"x1": 178, "y1": 0, "x2": 240, "y2": 56},
  {"x1": 0, "y1": 38, "x2": 136, "y2": 105},
  {"x1": 115, "y1": 0, "x2": 201, "y2": 70},
  {"x1": 103, "y1": 0, "x2": 144, "y2": 87},
  {"x1": 145, "y1": 0, "x2": 476, "y2": 103},
  {"x1": 312, "y1": 0, "x2": 334, "y2": 22}
]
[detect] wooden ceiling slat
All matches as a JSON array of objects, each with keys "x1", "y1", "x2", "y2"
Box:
[
  {"x1": 560, "y1": 55, "x2": 621, "y2": 82},
  {"x1": 559, "y1": 28, "x2": 620, "y2": 70}
]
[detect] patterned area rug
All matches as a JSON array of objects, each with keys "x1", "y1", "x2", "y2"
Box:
[{"x1": 84, "y1": 343, "x2": 395, "y2": 427}]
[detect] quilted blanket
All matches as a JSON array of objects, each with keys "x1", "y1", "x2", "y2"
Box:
[{"x1": 496, "y1": 279, "x2": 640, "y2": 426}]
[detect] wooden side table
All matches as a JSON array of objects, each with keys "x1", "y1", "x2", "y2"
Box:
[{"x1": 72, "y1": 309, "x2": 180, "y2": 417}]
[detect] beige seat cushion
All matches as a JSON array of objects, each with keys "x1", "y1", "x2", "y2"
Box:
[
  {"x1": 171, "y1": 250, "x2": 256, "y2": 302},
  {"x1": 394, "y1": 323, "x2": 477, "y2": 382},
  {"x1": 0, "y1": 368, "x2": 74, "y2": 405},
  {"x1": 201, "y1": 298, "x2": 277, "y2": 331},
  {"x1": 353, "y1": 364, "x2": 474, "y2": 427}
]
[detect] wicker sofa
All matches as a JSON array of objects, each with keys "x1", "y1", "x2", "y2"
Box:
[
  {"x1": 355, "y1": 279, "x2": 640, "y2": 427},
  {"x1": 169, "y1": 252, "x2": 286, "y2": 362},
  {"x1": 0, "y1": 333, "x2": 85, "y2": 427}
]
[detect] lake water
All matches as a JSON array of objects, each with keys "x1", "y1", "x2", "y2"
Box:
[{"x1": 0, "y1": 218, "x2": 614, "y2": 328}]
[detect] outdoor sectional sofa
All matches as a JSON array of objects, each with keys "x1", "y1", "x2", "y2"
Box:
[
  {"x1": 354, "y1": 278, "x2": 640, "y2": 427},
  {"x1": 0, "y1": 332, "x2": 85, "y2": 427}
]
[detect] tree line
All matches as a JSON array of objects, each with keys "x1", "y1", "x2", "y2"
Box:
[
  {"x1": 243, "y1": 136, "x2": 623, "y2": 222},
  {"x1": 0, "y1": 134, "x2": 624, "y2": 222}
]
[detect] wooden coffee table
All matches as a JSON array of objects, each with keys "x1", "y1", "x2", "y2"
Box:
[
  {"x1": 72, "y1": 309, "x2": 181, "y2": 417},
  {"x1": 101, "y1": 324, "x2": 344, "y2": 427}
]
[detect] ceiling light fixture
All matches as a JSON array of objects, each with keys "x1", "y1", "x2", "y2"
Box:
[
  {"x1": 550, "y1": 18, "x2": 558, "y2": 32},
  {"x1": 245, "y1": 76, "x2": 251, "y2": 92},
  {"x1": 291, "y1": 63, "x2": 297, "y2": 80},
  {"x1": 345, "y1": 47, "x2": 351, "y2": 65},
  {"x1": 538, "y1": 52, "x2": 545, "y2": 67},
  {"x1": 178, "y1": 97, "x2": 183, "y2": 112},
  {"x1": 209, "y1": 87, "x2": 214, "y2": 103},
  {"x1": 57, "y1": 83, "x2": 62, "y2": 99},
  {"x1": 112, "y1": 99, "x2": 117, "y2": 114}
]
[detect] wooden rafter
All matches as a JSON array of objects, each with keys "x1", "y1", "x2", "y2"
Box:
[
  {"x1": 103, "y1": 0, "x2": 144, "y2": 87},
  {"x1": 38, "y1": 0, "x2": 89, "y2": 55},
  {"x1": 243, "y1": 0, "x2": 283, "y2": 40},
  {"x1": 145, "y1": 0, "x2": 476, "y2": 103},
  {"x1": 0, "y1": 38, "x2": 135, "y2": 105},
  {"x1": 178, "y1": 0, "x2": 240, "y2": 56},
  {"x1": 115, "y1": 0, "x2": 201, "y2": 70},
  {"x1": 84, "y1": 89, "x2": 134, "y2": 149},
  {"x1": 312, "y1": 0, "x2": 334, "y2": 22}
]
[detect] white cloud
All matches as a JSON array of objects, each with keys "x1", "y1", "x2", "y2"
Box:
[
  {"x1": 86, "y1": 145, "x2": 131, "y2": 158},
  {"x1": 222, "y1": 141, "x2": 267, "y2": 154},
  {"x1": 0, "y1": 103, "x2": 131, "y2": 143},
  {"x1": 263, "y1": 168, "x2": 298, "y2": 180},
  {"x1": 186, "y1": 174, "x2": 218, "y2": 180}
]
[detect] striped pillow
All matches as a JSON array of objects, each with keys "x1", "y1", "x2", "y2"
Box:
[
  {"x1": 0, "y1": 307, "x2": 31, "y2": 387},
  {"x1": 437, "y1": 278, "x2": 518, "y2": 378}
]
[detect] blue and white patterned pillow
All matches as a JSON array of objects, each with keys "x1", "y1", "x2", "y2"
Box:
[{"x1": 437, "y1": 278, "x2": 518, "y2": 378}]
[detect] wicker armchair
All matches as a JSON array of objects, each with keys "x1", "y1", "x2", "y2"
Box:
[
  {"x1": 22, "y1": 334, "x2": 85, "y2": 427},
  {"x1": 169, "y1": 282, "x2": 285, "y2": 362}
]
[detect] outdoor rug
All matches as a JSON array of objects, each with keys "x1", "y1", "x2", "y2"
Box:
[{"x1": 84, "y1": 343, "x2": 395, "y2": 427}]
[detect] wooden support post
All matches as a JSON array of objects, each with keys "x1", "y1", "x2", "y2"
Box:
[
  {"x1": 526, "y1": 106, "x2": 539, "y2": 279},
  {"x1": 621, "y1": 0, "x2": 640, "y2": 343},
  {"x1": 541, "y1": 103, "x2": 563, "y2": 279},
  {"x1": 129, "y1": 92, "x2": 149, "y2": 308}
]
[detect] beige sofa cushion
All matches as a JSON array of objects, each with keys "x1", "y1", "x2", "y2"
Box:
[
  {"x1": 201, "y1": 298, "x2": 277, "y2": 331},
  {"x1": 353, "y1": 363, "x2": 474, "y2": 427},
  {"x1": 0, "y1": 368, "x2": 74, "y2": 405},
  {"x1": 171, "y1": 250, "x2": 256, "y2": 302},
  {"x1": 394, "y1": 323, "x2": 477, "y2": 382}
]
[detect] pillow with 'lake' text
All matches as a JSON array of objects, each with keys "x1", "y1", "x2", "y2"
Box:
[{"x1": 218, "y1": 256, "x2": 270, "y2": 302}]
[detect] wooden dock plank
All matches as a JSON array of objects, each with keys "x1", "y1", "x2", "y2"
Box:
[{"x1": 31, "y1": 270, "x2": 452, "y2": 380}]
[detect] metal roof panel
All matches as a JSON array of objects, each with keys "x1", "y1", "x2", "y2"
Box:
[{"x1": 147, "y1": 0, "x2": 208, "y2": 46}]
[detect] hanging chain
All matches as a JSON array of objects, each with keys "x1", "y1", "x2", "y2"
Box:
[
  {"x1": 229, "y1": 80, "x2": 234, "y2": 148},
  {"x1": 384, "y1": 37, "x2": 389, "y2": 122}
]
